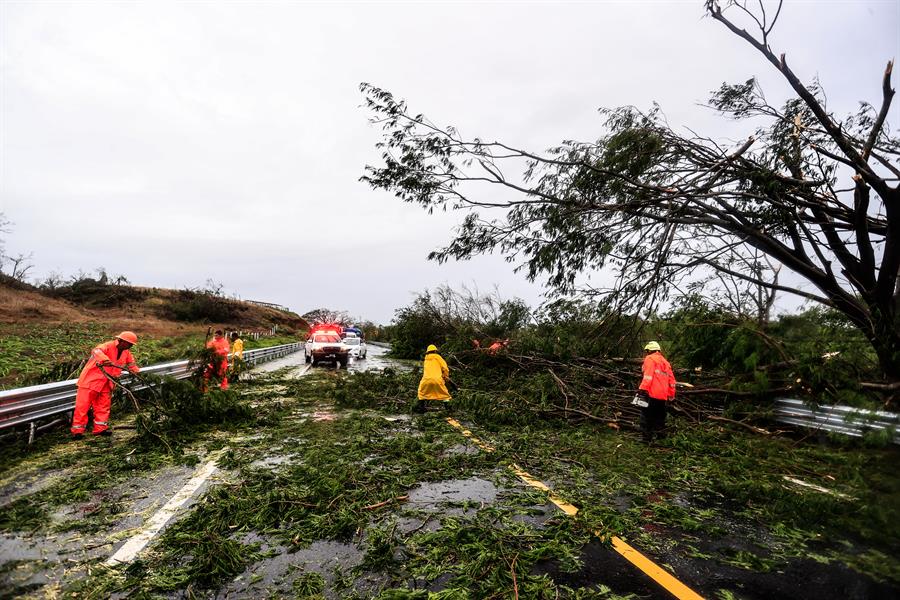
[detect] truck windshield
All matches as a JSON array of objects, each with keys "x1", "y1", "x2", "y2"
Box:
[{"x1": 344, "y1": 338, "x2": 360, "y2": 345}]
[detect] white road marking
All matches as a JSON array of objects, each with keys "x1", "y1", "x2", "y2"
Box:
[
  {"x1": 783, "y1": 476, "x2": 854, "y2": 500},
  {"x1": 106, "y1": 359, "x2": 311, "y2": 566},
  {"x1": 105, "y1": 449, "x2": 226, "y2": 565}
]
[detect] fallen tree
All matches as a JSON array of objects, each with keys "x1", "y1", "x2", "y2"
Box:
[{"x1": 361, "y1": 0, "x2": 900, "y2": 383}]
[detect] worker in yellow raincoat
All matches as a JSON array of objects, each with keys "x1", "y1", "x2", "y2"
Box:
[
  {"x1": 229, "y1": 332, "x2": 245, "y2": 382},
  {"x1": 416, "y1": 344, "x2": 450, "y2": 412}
]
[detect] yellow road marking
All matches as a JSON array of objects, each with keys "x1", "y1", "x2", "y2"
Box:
[
  {"x1": 445, "y1": 417, "x2": 496, "y2": 452},
  {"x1": 444, "y1": 418, "x2": 705, "y2": 600},
  {"x1": 609, "y1": 536, "x2": 705, "y2": 600},
  {"x1": 509, "y1": 463, "x2": 580, "y2": 517}
]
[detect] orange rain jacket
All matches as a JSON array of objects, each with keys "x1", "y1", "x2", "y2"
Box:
[
  {"x1": 418, "y1": 352, "x2": 451, "y2": 401},
  {"x1": 76, "y1": 340, "x2": 140, "y2": 392},
  {"x1": 639, "y1": 352, "x2": 676, "y2": 401},
  {"x1": 207, "y1": 337, "x2": 230, "y2": 357}
]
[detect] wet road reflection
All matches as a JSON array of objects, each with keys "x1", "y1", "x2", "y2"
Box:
[{"x1": 251, "y1": 343, "x2": 411, "y2": 376}]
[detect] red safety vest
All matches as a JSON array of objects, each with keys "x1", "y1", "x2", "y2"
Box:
[{"x1": 639, "y1": 352, "x2": 676, "y2": 401}]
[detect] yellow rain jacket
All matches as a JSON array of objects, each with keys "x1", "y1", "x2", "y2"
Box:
[
  {"x1": 418, "y1": 352, "x2": 451, "y2": 401},
  {"x1": 232, "y1": 338, "x2": 244, "y2": 359}
]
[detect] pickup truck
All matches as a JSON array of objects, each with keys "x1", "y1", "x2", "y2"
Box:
[{"x1": 305, "y1": 330, "x2": 350, "y2": 368}]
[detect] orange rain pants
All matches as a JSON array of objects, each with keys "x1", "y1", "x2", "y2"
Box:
[{"x1": 71, "y1": 388, "x2": 112, "y2": 435}]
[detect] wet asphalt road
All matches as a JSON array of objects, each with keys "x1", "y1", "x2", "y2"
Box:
[
  {"x1": 6, "y1": 345, "x2": 893, "y2": 599},
  {"x1": 0, "y1": 344, "x2": 412, "y2": 598},
  {"x1": 253, "y1": 343, "x2": 410, "y2": 376}
]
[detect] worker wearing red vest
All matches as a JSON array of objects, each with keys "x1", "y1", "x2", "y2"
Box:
[
  {"x1": 71, "y1": 331, "x2": 140, "y2": 438},
  {"x1": 203, "y1": 330, "x2": 230, "y2": 391},
  {"x1": 637, "y1": 341, "x2": 676, "y2": 443}
]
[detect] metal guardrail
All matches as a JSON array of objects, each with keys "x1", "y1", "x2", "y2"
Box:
[
  {"x1": 0, "y1": 342, "x2": 303, "y2": 434},
  {"x1": 774, "y1": 398, "x2": 900, "y2": 444},
  {"x1": 245, "y1": 300, "x2": 292, "y2": 313}
]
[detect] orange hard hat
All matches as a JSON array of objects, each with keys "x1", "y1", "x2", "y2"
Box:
[{"x1": 117, "y1": 331, "x2": 138, "y2": 345}]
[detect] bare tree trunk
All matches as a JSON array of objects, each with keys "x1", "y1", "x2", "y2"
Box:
[{"x1": 870, "y1": 311, "x2": 900, "y2": 383}]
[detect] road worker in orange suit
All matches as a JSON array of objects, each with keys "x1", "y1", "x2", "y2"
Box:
[
  {"x1": 71, "y1": 331, "x2": 140, "y2": 438},
  {"x1": 416, "y1": 344, "x2": 451, "y2": 413},
  {"x1": 637, "y1": 341, "x2": 676, "y2": 443},
  {"x1": 203, "y1": 329, "x2": 230, "y2": 391}
]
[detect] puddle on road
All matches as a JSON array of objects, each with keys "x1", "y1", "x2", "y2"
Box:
[
  {"x1": 291, "y1": 407, "x2": 339, "y2": 423},
  {"x1": 407, "y1": 476, "x2": 499, "y2": 509},
  {"x1": 442, "y1": 443, "x2": 480, "y2": 457},
  {"x1": 0, "y1": 534, "x2": 63, "y2": 596},
  {"x1": 223, "y1": 538, "x2": 366, "y2": 599},
  {"x1": 387, "y1": 475, "x2": 508, "y2": 538},
  {"x1": 347, "y1": 346, "x2": 414, "y2": 374},
  {"x1": 0, "y1": 469, "x2": 66, "y2": 510}
]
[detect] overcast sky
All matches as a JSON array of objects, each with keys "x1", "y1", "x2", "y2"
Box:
[{"x1": 1, "y1": 1, "x2": 898, "y2": 324}]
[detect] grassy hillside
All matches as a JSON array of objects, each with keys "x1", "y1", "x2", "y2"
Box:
[{"x1": 0, "y1": 277, "x2": 308, "y2": 388}]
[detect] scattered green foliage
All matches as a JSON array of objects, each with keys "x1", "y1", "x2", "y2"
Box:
[
  {"x1": 293, "y1": 571, "x2": 326, "y2": 598},
  {"x1": 130, "y1": 375, "x2": 253, "y2": 452},
  {"x1": 334, "y1": 366, "x2": 900, "y2": 590},
  {"x1": 3, "y1": 359, "x2": 897, "y2": 598}
]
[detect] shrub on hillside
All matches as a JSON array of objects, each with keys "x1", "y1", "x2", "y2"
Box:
[
  {"x1": 162, "y1": 289, "x2": 246, "y2": 323},
  {"x1": 45, "y1": 278, "x2": 147, "y2": 308}
]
